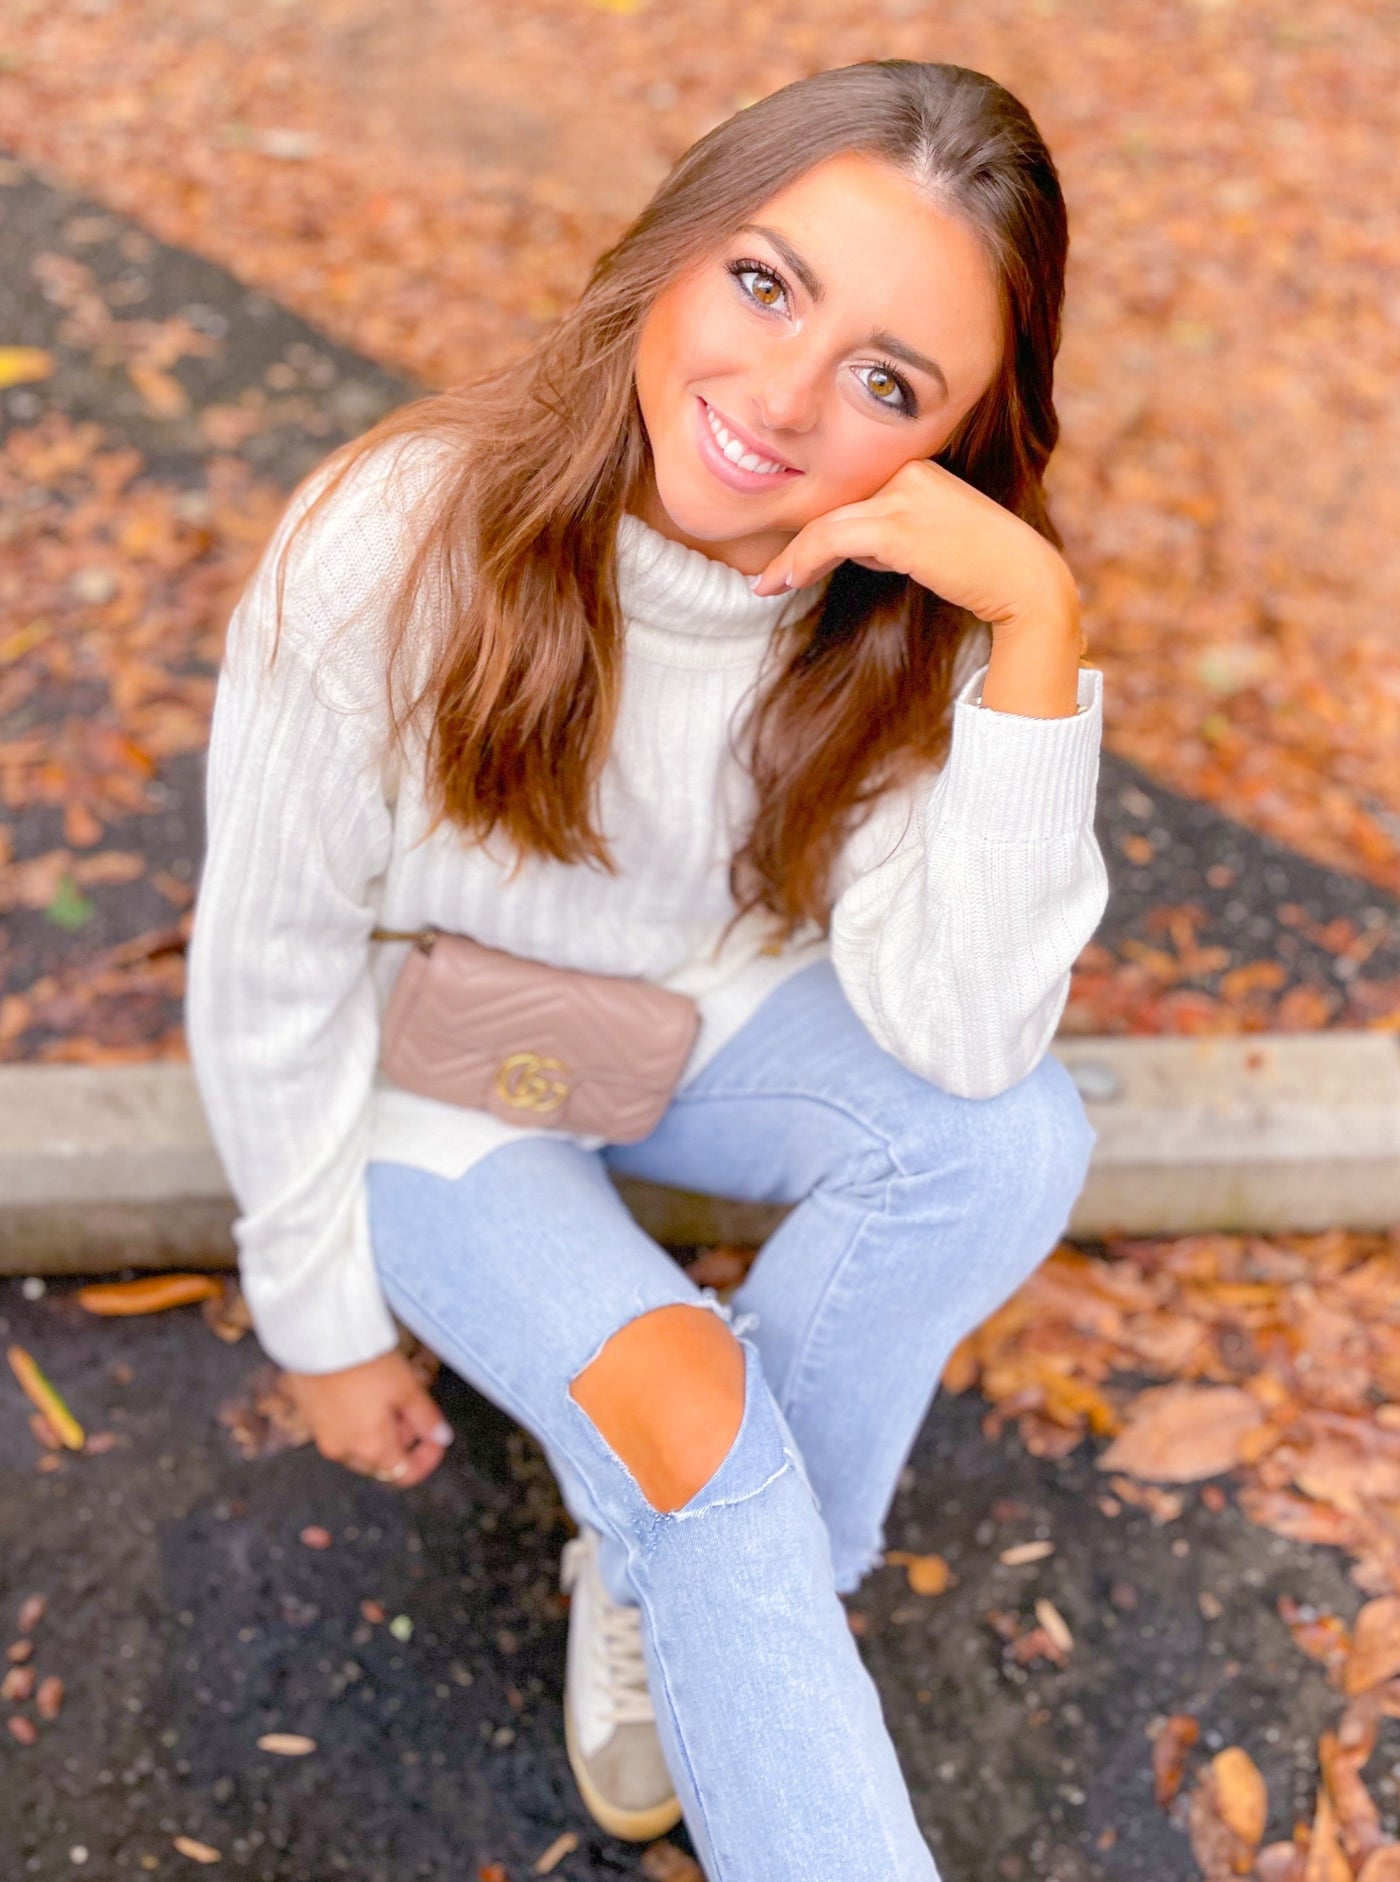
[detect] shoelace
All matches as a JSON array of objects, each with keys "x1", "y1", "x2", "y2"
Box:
[{"x1": 594, "y1": 1597, "x2": 654, "y2": 1726}]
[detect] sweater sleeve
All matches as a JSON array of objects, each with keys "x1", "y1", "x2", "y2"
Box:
[
  {"x1": 828, "y1": 660, "x2": 1108, "y2": 1100},
  {"x1": 184, "y1": 442, "x2": 437, "y2": 1374}
]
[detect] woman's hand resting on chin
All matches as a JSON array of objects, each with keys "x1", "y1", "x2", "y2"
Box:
[
  {"x1": 752, "y1": 457, "x2": 1087, "y2": 719},
  {"x1": 282, "y1": 1348, "x2": 455, "y2": 1488}
]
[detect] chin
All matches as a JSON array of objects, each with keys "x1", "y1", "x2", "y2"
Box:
[{"x1": 648, "y1": 468, "x2": 741, "y2": 546}]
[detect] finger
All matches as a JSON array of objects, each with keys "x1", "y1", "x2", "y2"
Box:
[
  {"x1": 398, "y1": 1388, "x2": 455, "y2": 1452},
  {"x1": 754, "y1": 511, "x2": 894, "y2": 596}
]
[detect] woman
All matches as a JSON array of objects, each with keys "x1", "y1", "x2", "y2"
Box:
[{"x1": 186, "y1": 58, "x2": 1107, "y2": 1879}]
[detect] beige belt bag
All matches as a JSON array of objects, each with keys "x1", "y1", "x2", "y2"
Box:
[{"x1": 369, "y1": 926, "x2": 701, "y2": 1144}]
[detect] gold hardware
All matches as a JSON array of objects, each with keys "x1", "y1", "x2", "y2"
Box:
[
  {"x1": 494, "y1": 1052, "x2": 571, "y2": 1116},
  {"x1": 369, "y1": 925, "x2": 439, "y2": 954}
]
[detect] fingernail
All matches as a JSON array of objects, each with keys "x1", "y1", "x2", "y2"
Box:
[
  {"x1": 432, "y1": 1420, "x2": 454, "y2": 1446},
  {"x1": 783, "y1": 572, "x2": 795, "y2": 588}
]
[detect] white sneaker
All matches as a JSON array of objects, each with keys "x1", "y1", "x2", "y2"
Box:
[{"x1": 559, "y1": 1524, "x2": 682, "y2": 1840}]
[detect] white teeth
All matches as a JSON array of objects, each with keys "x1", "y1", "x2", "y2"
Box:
[{"x1": 705, "y1": 403, "x2": 787, "y2": 475}]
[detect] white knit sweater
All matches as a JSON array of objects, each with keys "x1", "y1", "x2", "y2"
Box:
[{"x1": 185, "y1": 437, "x2": 1109, "y2": 1375}]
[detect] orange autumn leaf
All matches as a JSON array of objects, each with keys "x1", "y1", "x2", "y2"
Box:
[
  {"x1": 1344, "y1": 1600, "x2": 1400, "y2": 1698},
  {"x1": 1307, "y1": 1794, "x2": 1357, "y2": 1882},
  {"x1": 1099, "y1": 1383, "x2": 1263, "y2": 1483},
  {"x1": 1151, "y1": 1712, "x2": 1199, "y2": 1806},
  {"x1": 6, "y1": 1347, "x2": 84, "y2": 1450},
  {"x1": 76, "y1": 1274, "x2": 223, "y2": 1316},
  {"x1": 1357, "y1": 1852, "x2": 1400, "y2": 1882},
  {"x1": 1212, "y1": 1746, "x2": 1268, "y2": 1848},
  {"x1": 884, "y1": 1552, "x2": 953, "y2": 1596}
]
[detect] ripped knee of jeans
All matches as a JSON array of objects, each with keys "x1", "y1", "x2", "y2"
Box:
[{"x1": 569, "y1": 1302, "x2": 747, "y2": 1514}]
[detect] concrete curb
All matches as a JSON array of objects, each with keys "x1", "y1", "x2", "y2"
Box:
[{"x1": 2, "y1": 1032, "x2": 1399, "y2": 1273}]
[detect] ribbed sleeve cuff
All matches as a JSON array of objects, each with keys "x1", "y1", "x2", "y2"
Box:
[
  {"x1": 934, "y1": 664, "x2": 1104, "y2": 841},
  {"x1": 238, "y1": 1178, "x2": 401, "y2": 1376}
]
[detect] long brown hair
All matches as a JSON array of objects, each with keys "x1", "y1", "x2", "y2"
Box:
[{"x1": 272, "y1": 59, "x2": 1068, "y2": 933}]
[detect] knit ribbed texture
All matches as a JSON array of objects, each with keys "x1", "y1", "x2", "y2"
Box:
[{"x1": 185, "y1": 438, "x2": 1109, "y2": 1374}]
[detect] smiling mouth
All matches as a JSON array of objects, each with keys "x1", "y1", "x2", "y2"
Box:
[{"x1": 700, "y1": 400, "x2": 800, "y2": 477}]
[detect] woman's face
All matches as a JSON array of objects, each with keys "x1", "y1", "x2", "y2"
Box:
[{"x1": 632, "y1": 152, "x2": 1005, "y2": 577}]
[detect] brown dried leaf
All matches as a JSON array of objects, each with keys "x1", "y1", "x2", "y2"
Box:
[
  {"x1": 35, "y1": 1676, "x2": 63, "y2": 1721},
  {"x1": 7, "y1": 1715, "x2": 37, "y2": 1746},
  {"x1": 640, "y1": 1842, "x2": 704, "y2": 1881},
  {"x1": 1212, "y1": 1746, "x2": 1268, "y2": 1847},
  {"x1": 16, "y1": 1595, "x2": 45, "y2": 1634},
  {"x1": 1344, "y1": 1599, "x2": 1400, "y2": 1697},
  {"x1": 1152, "y1": 1713, "x2": 1201, "y2": 1807},
  {"x1": 1356, "y1": 1851, "x2": 1400, "y2": 1882},
  {"x1": 1307, "y1": 1794, "x2": 1356, "y2": 1882},
  {"x1": 1099, "y1": 1383, "x2": 1264, "y2": 1483},
  {"x1": 1189, "y1": 1756, "x2": 1260, "y2": 1879},
  {"x1": 1257, "y1": 1843, "x2": 1309, "y2": 1882}
]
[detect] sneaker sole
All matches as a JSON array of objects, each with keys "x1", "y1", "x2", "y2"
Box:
[{"x1": 563, "y1": 1700, "x2": 684, "y2": 1842}]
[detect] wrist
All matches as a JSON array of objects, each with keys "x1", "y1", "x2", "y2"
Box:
[{"x1": 979, "y1": 593, "x2": 1084, "y2": 719}]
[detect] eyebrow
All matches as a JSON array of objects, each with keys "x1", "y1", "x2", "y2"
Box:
[{"x1": 737, "y1": 222, "x2": 950, "y2": 400}]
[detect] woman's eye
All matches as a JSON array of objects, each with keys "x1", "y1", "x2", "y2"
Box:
[
  {"x1": 729, "y1": 262, "x2": 787, "y2": 311},
  {"x1": 856, "y1": 363, "x2": 916, "y2": 416}
]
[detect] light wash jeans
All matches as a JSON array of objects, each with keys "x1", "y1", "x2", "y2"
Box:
[{"x1": 366, "y1": 960, "x2": 1095, "y2": 1880}]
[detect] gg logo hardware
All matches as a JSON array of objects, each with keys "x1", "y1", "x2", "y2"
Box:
[{"x1": 494, "y1": 1051, "x2": 571, "y2": 1116}]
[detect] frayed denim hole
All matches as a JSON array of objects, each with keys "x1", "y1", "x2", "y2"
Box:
[{"x1": 656, "y1": 1332, "x2": 801, "y2": 1528}]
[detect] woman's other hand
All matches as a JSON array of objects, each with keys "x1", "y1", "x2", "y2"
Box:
[
  {"x1": 752, "y1": 457, "x2": 1085, "y2": 717},
  {"x1": 283, "y1": 1349, "x2": 455, "y2": 1487}
]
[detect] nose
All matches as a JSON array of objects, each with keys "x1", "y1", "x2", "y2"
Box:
[{"x1": 749, "y1": 346, "x2": 822, "y2": 437}]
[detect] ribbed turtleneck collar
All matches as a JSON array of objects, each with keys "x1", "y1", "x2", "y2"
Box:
[{"x1": 615, "y1": 510, "x2": 827, "y2": 656}]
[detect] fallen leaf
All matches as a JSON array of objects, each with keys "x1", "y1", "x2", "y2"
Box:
[
  {"x1": 641, "y1": 1844, "x2": 704, "y2": 1882},
  {"x1": 17, "y1": 1595, "x2": 45, "y2": 1634},
  {"x1": 1213, "y1": 1746, "x2": 1268, "y2": 1846},
  {"x1": 1190, "y1": 1752, "x2": 1265, "y2": 1878},
  {"x1": 999, "y1": 1540, "x2": 1054, "y2": 1566},
  {"x1": 885, "y1": 1551, "x2": 953, "y2": 1595},
  {"x1": 1151, "y1": 1712, "x2": 1200, "y2": 1806},
  {"x1": 1257, "y1": 1842, "x2": 1308, "y2": 1882},
  {"x1": 1344, "y1": 1600, "x2": 1400, "y2": 1696},
  {"x1": 532, "y1": 1831, "x2": 580, "y2": 1874},
  {"x1": 76, "y1": 1274, "x2": 223, "y2": 1316},
  {"x1": 7, "y1": 1346, "x2": 85, "y2": 1450},
  {"x1": 0, "y1": 346, "x2": 54, "y2": 389},
  {"x1": 1099, "y1": 1383, "x2": 1263, "y2": 1483},
  {"x1": 35, "y1": 1676, "x2": 63, "y2": 1720},
  {"x1": 255, "y1": 1733, "x2": 316, "y2": 1756},
  {"x1": 299, "y1": 1525, "x2": 333, "y2": 1550},
  {"x1": 6, "y1": 1639, "x2": 35, "y2": 1664},
  {"x1": 1, "y1": 1665, "x2": 35, "y2": 1701},
  {"x1": 172, "y1": 1836, "x2": 222, "y2": 1864},
  {"x1": 1034, "y1": 1598, "x2": 1074, "y2": 1656},
  {"x1": 1306, "y1": 1793, "x2": 1356, "y2": 1882},
  {"x1": 7, "y1": 1716, "x2": 37, "y2": 1746},
  {"x1": 1357, "y1": 1852, "x2": 1400, "y2": 1881}
]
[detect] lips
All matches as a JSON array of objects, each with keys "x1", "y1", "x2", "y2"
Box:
[{"x1": 692, "y1": 397, "x2": 803, "y2": 494}]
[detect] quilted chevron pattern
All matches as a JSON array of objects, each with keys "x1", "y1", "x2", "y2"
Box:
[{"x1": 378, "y1": 933, "x2": 700, "y2": 1142}]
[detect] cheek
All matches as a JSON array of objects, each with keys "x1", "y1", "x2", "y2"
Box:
[{"x1": 809, "y1": 416, "x2": 929, "y2": 509}]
